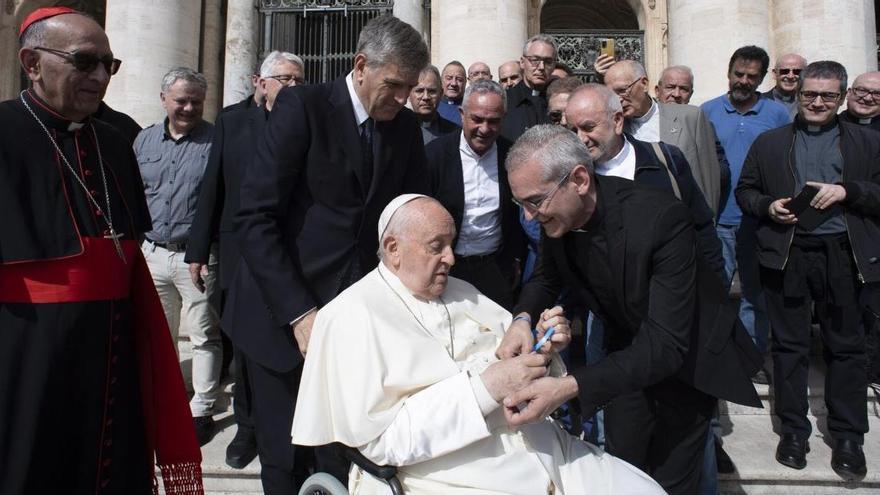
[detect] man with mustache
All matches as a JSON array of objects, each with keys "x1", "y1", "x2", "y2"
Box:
[
  {"x1": 134, "y1": 67, "x2": 221, "y2": 446},
  {"x1": 763, "y1": 53, "x2": 807, "y2": 121},
  {"x1": 437, "y1": 60, "x2": 467, "y2": 126},
  {"x1": 501, "y1": 34, "x2": 557, "y2": 142},
  {"x1": 700, "y1": 46, "x2": 790, "y2": 385},
  {"x1": 425, "y1": 80, "x2": 524, "y2": 309},
  {"x1": 408, "y1": 64, "x2": 459, "y2": 145}
]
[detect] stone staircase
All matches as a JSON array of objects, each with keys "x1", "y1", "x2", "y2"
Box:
[{"x1": 176, "y1": 338, "x2": 880, "y2": 494}]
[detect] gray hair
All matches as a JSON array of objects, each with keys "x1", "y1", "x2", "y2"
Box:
[
  {"x1": 462, "y1": 79, "x2": 507, "y2": 112},
  {"x1": 799, "y1": 60, "x2": 848, "y2": 94},
  {"x1": 571, "y1": 83, "x2": 623, "y2": 119},
  {"x1": 357, "y1": 14, "x2": 429, "y2": 77},
  {"x1": 161, "y1": 67, "x2": 208, "y2": 93},
  {"x1": 420, "y1": 64, "x2": 442, "y2": 85},
  {"x1": 506, "y1": 124, "x2": 593, "y2": 181},
  {"x1": 659, "y1": 65, "x2": 694, "y2": 85},
  {"x1": 259, "y1": 50, "x2": 305, "y2": 78},
  {"x1": 523, "y1": 34, "x2": 558, "y2": 58},
  {"x1": 614, "y1": 59, "x2": 647, "y2": 79}
]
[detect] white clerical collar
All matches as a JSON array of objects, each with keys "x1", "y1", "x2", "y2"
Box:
[
  {"x1": 807, "y1": 125, "x2": 822, "y2": 132},
  {"x1": 378, "y1": 261, "x2": 445, "y2": 305},
  {"x1": 346, "y1": 71, "x2": 370, "y2": 127},
  {"x1": 599, "y1": 136, "x2": 633, "y2": 170},
  {"x1": 68, "y1": 121, "x2": 85, "y2": 131},
  {"x1": 633, "y1": 99, "x2": 658, "y2": 125},
  {"x1": 459, "y1": 131, "x2": 496, "y2": 160},
  {"x1": 860, "y1": 117, "x2": 873, "y2": 125}
]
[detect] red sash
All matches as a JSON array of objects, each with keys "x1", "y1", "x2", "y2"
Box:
[{"x1": 0, "y1": 237, "x2": 204, "y2": 494}]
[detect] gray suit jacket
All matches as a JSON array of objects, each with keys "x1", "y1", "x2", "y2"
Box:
[{"x1": 659, "y1": 103, "x2": 722, "y2": 215}]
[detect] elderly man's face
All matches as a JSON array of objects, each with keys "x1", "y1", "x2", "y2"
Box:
[
  {"x1": 565, "y1": 92, "x2": 624, "y2": 163},
  {"x1": 354, "y1": 56, "x2": 418, "y2": 122},
  {"x1": 604, "y1": 65, "x2": 651, "y2": 119},
  {"x1": 798, "y1": 77, "x2": 843, "y2": 126},
  {"x1": 409, "y1": 71, "x2": 441, "y2": 118},
  {"x1": 392, "y1": 202, "x2": 456, "y2": 300},
  {"x1": 161, "y1": 79, "x2": 206, "y2": 135},
  {"x1": 847, "y1": 73, "x2": 880, "y2": 118},
  {"x1": 442, "y1": 65, "x2": 466, "y2": 100},
  {"x1": 547, "y1": 92, "x2": 570, "y2": 125},
  {"x1": 461, "y1": 91, "x2": 505, "y2": 155},
  {"x1": 656, "y1": 69, "x2": 693, "y2": 104},
  {"x1": 499, "y1": 62, "x2": 522, "y2": 89},
  {"x1": 728, "y1": 58, "x2": 765, "y2": 104},
  {"x1": 773, "y1": 55, "x2": 806, "y2": 93},
  {"x1": 520, "y1": 41, "x2": 556, "y2": 90},
  {"x1": 468, "y1": 62, "x2": 492, "y2": 82},
  {"x1": 22, "y1": 15, "x2": 113, "y2": 121},
  {"x1": 260, "y1": 60, "x2": 304, "y2": 110}
]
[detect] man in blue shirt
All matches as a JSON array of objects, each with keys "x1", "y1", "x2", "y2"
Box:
[
  {"x1": 701, "y1": 46, "x2": 790, "y2": 382},
  {"x1": 437, "y1": 61, "x2": 466, "y2": 126}
]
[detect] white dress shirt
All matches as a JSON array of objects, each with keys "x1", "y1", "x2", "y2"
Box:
[
  {"x1": 346, "y1": 71, "x2": 370, "y2": 127},
  {"x1": 626, "y1": 99, "x2": 660, "y2": 143},
  {"x1": 455, "y1": 133, "x2": 503, "y2": 257},
  {"x1": 595, "y1": 136, "x2": 637, "y2": 180}
]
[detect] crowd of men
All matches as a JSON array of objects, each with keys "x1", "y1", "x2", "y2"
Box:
[{"x1": 1, "y1": 5, "x2": 879, "y2": 495}]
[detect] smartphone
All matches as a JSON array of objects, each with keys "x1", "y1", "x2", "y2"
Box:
[{"x1": 600, "y1": 38, "x2": 616, "y2": 59}]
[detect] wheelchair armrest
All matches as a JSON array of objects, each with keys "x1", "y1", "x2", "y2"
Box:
[{"x1": 343, "y1": 447, "x2": 399, "y2": 481}]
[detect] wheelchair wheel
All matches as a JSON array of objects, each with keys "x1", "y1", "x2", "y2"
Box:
[{"x1": 298, "y1": 472, "x2": 349, "y2": 495}]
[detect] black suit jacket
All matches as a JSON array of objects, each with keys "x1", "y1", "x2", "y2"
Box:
[
  {"x1": 425, "y1": 130, "x2": 525, "y2": 266},
  {"x1": 515, "y1": 176, "x2": 762, "y2": 417},
  {"x1": 185, "y1": 105, "x2": 267, "y2": 290},
  {"x1": 501, "y1": 80, "x2": 548, "y2": 142},
  {"x1": 225, "y1": 77, "x2": 429, "y2": 371}
]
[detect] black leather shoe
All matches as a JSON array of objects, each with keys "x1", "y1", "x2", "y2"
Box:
[
  {"x1": 831, "y1": 439, "x2": 867, "y2": 481},
  {"x1": 715, "y1": 440, "x2": 735, "y2": 474},
  {"x1": 193, "y1": 416, "x2": 216, "y2": 447},
  {"x1": 225, "y1": 427, "x2": 258, "y2": 469},
  {"x1": 775, "y1": 433, "x2": 809, "y2": 469}
]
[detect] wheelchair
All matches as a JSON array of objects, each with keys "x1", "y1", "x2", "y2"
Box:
[{"x1": 298, "y1": 447, "x2": 403, "y2": 495}]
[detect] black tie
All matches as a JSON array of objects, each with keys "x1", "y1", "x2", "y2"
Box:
[{"x1": 360, "y1": 118, "x2": 374, "y2": 194}]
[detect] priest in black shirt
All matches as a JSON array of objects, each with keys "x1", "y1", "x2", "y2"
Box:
[
  {"x1": 839, "y1": 71, "x2": 880, "y2": 131},
  {"x1": 0, "y1": 7, "x2": 201, "y2": 494},
  {"x1": 499, "y1": 124, "x2": 761, "y2": 495}
]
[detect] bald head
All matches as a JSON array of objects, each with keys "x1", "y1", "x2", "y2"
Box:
[
  {"x1": 19, "y1": 13, "x2": 113, "y2": 121},
  {"x1": 498, "y1": 60, "x2": 522, "y2": 89},
  {"x1": 565, "y1": 84, "x2": 625, "y2": 163},
  {"x1": 772, "y1": 53, "x2": 807, "y2": 95},
  {"x1": 847, "y1": 71, "x2": 880, "y2": 118},
  {"x1": 468, "y1": 61, "x2": 492, "y2": 82},
  {"x1": 603, "y1": 60, "x2": 651, "y2": 118}
]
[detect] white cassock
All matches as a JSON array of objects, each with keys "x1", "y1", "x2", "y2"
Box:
[{"x1": 292, "y1": 263, "x2": 665, "y2": 495}]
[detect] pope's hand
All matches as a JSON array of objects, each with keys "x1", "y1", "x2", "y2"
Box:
[
  {"x1": 503, "y1": 375, "x2": 579, "y2": 427},
  {"x1": 496, "y1": 313, "x2": 535, "y2": 359},
  {"x1": 292, "y1": 310, "x2": 317, "y2": 356},
  {"x1": 535, "y1": 306, "x2": 571, "y2": 355},
  {"x1": 481, "y1": 353, "x2": 549, "y2": 403}
]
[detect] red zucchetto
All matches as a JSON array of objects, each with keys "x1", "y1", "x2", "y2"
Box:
[{"x1": 19, "y1": 6, "x2": 80, "y2": 37}]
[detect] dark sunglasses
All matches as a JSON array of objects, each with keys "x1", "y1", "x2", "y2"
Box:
[
  {"x1": 777, "y1": 68, "x2": 802, "y2": 76},
  {"x1": 35, "y1": 47, "x2": 121, "y2": 75}
]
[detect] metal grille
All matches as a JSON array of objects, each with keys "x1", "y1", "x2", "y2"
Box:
[
  {"x1": 260, "y1": 0, "x2": 394, "y2": 84},
  {"x1": 548, "y1": 30, "x2": 644, "y2": 82}
]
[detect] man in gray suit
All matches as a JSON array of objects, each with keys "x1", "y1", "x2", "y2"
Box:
[{"x1": 603, "y1": 60, "x2": 726, "y2": 216}]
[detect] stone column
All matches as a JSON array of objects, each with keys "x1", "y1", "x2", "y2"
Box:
[
  {"x1": 431, "y1": 0, "x2": 528, "y2": 78},
  {"x1": 201, "y1": 0, "x2": 225, "y2": 120},
  {"x1": 393, "y1": 0, "x2": 425, "y2": 40},
  {"x1": 0, "y1": 0, "x2": 54, "y2": 102},
  {"x1": 667, "y1": 0, "x2": 771, "y2": 105},
  {"x1": 104, "y1": 1, "x2": 202, "y2": 126},
  {"x1": 223, "y1": 0, "x2": 259, "y2": 107},
  {"x1": 771, "y1": 0, "x2": 876, "y2": 77}
]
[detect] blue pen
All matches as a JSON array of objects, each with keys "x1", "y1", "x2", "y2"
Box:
[{"x1": 532, "y1": 326, "x2": 556, "y2": 353}]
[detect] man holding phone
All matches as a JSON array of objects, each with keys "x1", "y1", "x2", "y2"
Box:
[{"x1": 736, "y1": 61, "x2": 880, "y2": 481}]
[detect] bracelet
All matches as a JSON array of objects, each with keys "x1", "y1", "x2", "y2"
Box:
[{"x1": 513, "y1": 315, "x2": 531, "y2": 326}]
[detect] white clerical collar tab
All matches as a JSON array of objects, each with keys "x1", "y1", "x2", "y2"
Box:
[
  {"x1": 68, "y1": 122, "x2": 85, "y2": 131},
  {"x1": 860, "y1": 118, "x2": 873, "y2": 125},
  {"x1": 807, "y1": 125, "x2": 821, "y2": 132}
]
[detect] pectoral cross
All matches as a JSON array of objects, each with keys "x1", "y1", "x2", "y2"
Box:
[{"x1": 105, "y1": 228, "x2": 126, "y2": 264}]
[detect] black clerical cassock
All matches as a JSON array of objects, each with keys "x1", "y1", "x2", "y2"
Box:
[{"x1": 0, "y1": 90, "x2": 202, "y2": 494}]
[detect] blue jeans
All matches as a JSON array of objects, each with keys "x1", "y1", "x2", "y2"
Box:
[{"x1": 716, "y1": 220, "x2": 770, "y2": 354}]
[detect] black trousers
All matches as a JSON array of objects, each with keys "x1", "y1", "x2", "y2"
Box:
[
  {"x1": 243, "y1": 354, "x2": 314, "y2": 494},
  {"x1": 761, "y1": 238, "x2": 868, "y2": 443},
  {"x1": 604, "y1": 379, "x2": 715, "y2": 495},
  {"x1": 450, "y1": 252, "x2": 515, "y2": 310}
]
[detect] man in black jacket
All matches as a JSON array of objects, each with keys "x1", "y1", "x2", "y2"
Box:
[
  {"x1": 736, "y1": 61, "x2": 880, "y2": 481},
  {"x1": 501, "y1": 125, "x2": 762, "y2": 495},
  {"x1": 224, "y1": 16, "x2": 429, "y2": 493},
  {"x1": 501, "y1": 34, "x2": 556, "y2": 142}
]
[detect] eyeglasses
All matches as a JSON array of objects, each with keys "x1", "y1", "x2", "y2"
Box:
[
  {"x1": 776, "y1": 68, "x2": 802, "y2": 76},
  {"x1": 548, "y1": 110, "x2": 564, "y2": 124},
  {"x1": 511, "y1": 171, "x2": 571, "y2": 211},
  {"x1": 799, "y1": 91, "x2": 841, "y2": 103},
  {"x1": 34, "y1": 47, "x2": 121, "y2": 75},
  {"x1": 524, "y1": 56, "x2": 556, "y2": 68},
  {"x1": 613, "y1": 77, "x2": 642, "y2": 97},
  {"x1": 851, "y1": 86, "x2": 880, "y2": 99},
  {"x1": 266, "y1": 74, "x2": 305, "y2": 86}
]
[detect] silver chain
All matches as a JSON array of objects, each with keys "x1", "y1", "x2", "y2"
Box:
[{"x1": 19, "y1": 91, "x2": 126, "y2": 262}]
